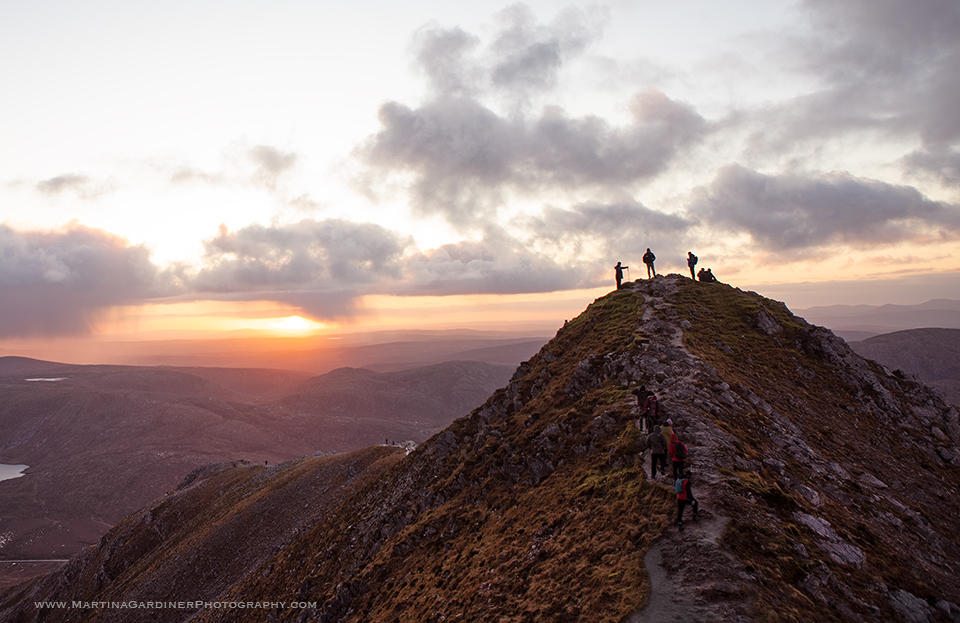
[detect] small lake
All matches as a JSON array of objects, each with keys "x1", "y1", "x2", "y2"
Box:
[{"x1": 0, "y1": 464, "x2": 29, "y2": 482}]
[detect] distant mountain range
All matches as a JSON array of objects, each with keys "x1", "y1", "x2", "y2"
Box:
[
  {"x1": 0, "y1": 358, "x2": 516, "y2": 561},
  {"x1": 0, "y1": 330, "x2": 551, "y2": 375},
  {"x1": 794, "y1": 298, "x2": 960, "y2": 341}
]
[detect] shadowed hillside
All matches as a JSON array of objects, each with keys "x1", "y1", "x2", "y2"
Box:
[
  {"x1": 3, "y1": 276, "x2": 959, "y2": 623},
  {"x1": 849, "y1": 328, "x2": 960, "y2": 408},
  {"x1": 0, "y1": 360, "x2": 511, "y2": 560}
]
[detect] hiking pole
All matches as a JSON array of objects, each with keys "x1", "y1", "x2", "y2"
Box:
[{"x1": 625, "y1": 267, "x2": 630, "y2": 282}]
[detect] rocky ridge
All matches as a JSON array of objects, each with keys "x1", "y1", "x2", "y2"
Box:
[{"x1": 3, "y1": 275, "x2": 960, "y2": 623}]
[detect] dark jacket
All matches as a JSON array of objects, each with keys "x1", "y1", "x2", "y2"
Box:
[{"x1": 648, "y1": 431, "x2": 667, "y2": 455}]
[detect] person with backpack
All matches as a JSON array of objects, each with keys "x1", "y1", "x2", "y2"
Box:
[
  {"x1": 632, "y1": 385, "x2": 652, "y2": 430},
  {"x1": 668, "y1": 432, "x2": 687, "y2": 479},
  {"x1": 647, "y1": 424, "x2": 668, "y2": 479},
  {"x1": 675, "y1": 469, "x2": 699, "y2": 530},
  {"x1": 642, "y1": 248, "x2": 656, "y2": 278},
  {"x1": 639, "y1": 394, "x2": 660, "y2": 432},
  {"x1": 687, "y1": 252, "x2": 698, "y2": 280}
]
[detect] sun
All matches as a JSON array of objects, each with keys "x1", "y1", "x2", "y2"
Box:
[{"x1": 267, "y1": 316, "x2": 320, "y2": 332}]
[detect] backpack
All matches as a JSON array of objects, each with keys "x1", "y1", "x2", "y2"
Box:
[
  {"x1": 675, "y1": 478, "x2": 686, "y2": 494},
  {"x1": 674, "y1": 442, "x2": 687, "y2": 461}
]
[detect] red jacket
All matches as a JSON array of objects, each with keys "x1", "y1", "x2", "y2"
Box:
[
  {"x1": 641, "y1": 396, "x2": 660, "y2": 420},
  {"x1": 668, "y1": 434, "x2": 686, "y2": 462}
]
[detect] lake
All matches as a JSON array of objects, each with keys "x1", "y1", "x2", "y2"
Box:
[{"x1": 0, "y1": 464, "x2": 29, "y2": 482}]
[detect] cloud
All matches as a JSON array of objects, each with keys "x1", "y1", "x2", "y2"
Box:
[
  {"x1": 357, "y1": 5, "x2": 693, "y2": 229},
  {"x1": 904, "y1": 148, "x2": 960, "y2": 187},
  {"x1": 360, "y1": 89, "x2": 707, "y2": 227},
  {"x1": 0, "y1": 224, "x2": 162, "y2": 337},
  {"x1": 400, "y1": 226, "x2": 588, "y2": 295},
  {"x1": 169, "y1": 167, "x2": 225, "y2": 185},
  {"x1": 412, "y1": 4, "x2": 606, "y2": 101},
  {"x1": 522, "y1": 198, "x2": 690, "y2": 258},
  {"x1": 35, "y1": 174, "x2": 116, "y2": 199},
  {"x1": 189, "y1": 218, "x2": 614, "y2": 309},
  {"x1": 165, "y1": 144, "x2": 298, "y2": 190},
  {"x1": 487, "y1": 4, "x2": 605, "y2": 100},
  {"x1": 36, "y1": 174, "x2": 89, "y2": 195},
  {"x1": 691, "y1": 164, "x2": 960, "y2": 251},
  {"x1": 247, "y1": 145, "x2": 298, "y2": 189},
  {"x1": 189, "y1": 219, "x2": 412, "y2": 317},
  {"x1": 745, "y1": 0, "x2": 960, "y2": 164},
  {"x1": 412, "y1": 25, "x2": 482, "y2": 98},
  {"x1": 399, "y1": 199, "x2": 692, "y2": 296}
]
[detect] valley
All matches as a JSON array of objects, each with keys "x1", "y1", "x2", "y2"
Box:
[{"x1": 0, "y1": 354, "x2": 532, "y2": 564}]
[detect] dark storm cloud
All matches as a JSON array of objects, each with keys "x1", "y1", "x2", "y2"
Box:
[
  {"x1": 361, "y1": 89, "x2": 707, "y2": 227},
  {"x1": 189, "y1": 219, "x2": 412, "y2": 317},
  {"x1": 691, "y1": 164, "x2": 960, "y2": 250},
  {"x1": 750, "y1": 0, "x2": 960, "y2": 172},
  {"x1": 0, "y1": 225, "x2": 162, "y2": 337}
]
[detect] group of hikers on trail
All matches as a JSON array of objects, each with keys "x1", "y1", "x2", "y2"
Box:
[
  {"x1": 634, "y1": 387, "x2": 700, "y2": 530},
  {"x1": 614, "y1": 249, "x2": 718, "y2": 288}
]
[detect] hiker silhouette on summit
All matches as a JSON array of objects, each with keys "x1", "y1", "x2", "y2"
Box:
[
  {"x1": 698, "y1": 268, "x2": 718, "y2": 283},
  {"x1": 687, "y1": 252, "x2": 698, "y2": 280},
  {"x1": 675, "y1": 469, "x2": 699, "y2": 530},
  {"x1": 642, "y1": 248, "x2": 656, "y2": 278},
  {"x1": 614, "y1": 262, "x2": 627, "y2": 289}
]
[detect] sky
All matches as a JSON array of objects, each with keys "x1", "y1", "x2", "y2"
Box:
[{"x1": 1, "y1": 0, "x2": 959, "y2": 347}]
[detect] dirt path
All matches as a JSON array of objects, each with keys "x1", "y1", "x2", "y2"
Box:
[
  {"x1": 628, "y1": 504, "x2": 736, "y2": 623},
  {"x1": 625, "y1": 278, "x2": 756, "y2": 622}
]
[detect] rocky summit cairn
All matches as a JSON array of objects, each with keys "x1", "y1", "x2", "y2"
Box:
[{"x1": 4, "y1": 275, "x2": 960, "y2": 623}]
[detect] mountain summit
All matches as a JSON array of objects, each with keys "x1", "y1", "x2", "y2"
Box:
[{"x1": 4, "y1": 276, "x2": 960, "y2": 623}]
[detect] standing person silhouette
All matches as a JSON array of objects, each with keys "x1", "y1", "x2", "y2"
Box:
[
  {"x1": 642, "y1": 248, "x2": 656, "y2": 278},
  {"x1": 614, "y1": 262, "x2": 627, "y2": 289},
  {"x1": 687, "y1": 252, "x2": 698, "y2": 280}
]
